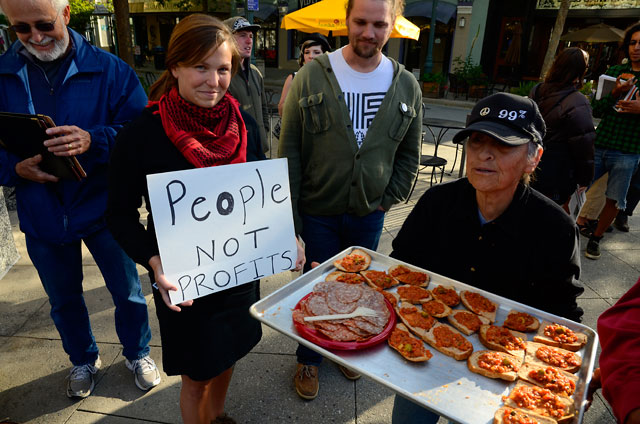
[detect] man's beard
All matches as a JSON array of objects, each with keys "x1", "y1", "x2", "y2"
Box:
[
  {"x1": 22, "y1": 30, "x2": 69, "y2": 62},
  {"x1": 352, "y1": 38, "x2": 379, "y2": 59}
]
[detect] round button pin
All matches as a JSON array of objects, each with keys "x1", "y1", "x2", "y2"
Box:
[{"x1": 401, "y1": 103, "x2": 408, "y2": 113}]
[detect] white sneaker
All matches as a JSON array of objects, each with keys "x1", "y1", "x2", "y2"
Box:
[
  {"x1": 66, "y1": 356, "x2": 101, "y2": 398},
  {"x1": 125, "y1": 356, "x2": 161, "y2": 391}
]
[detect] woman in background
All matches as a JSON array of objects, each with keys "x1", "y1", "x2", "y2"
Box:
[
  {"x1": 529, "y1": 47, "x2": 596, "y2": 211},
  {"x1": 107, "y1": 15, "x2": 303, "y2": 424},
  {"x1": 277, "y1": 33, "x2": 331, "y2": 116}
]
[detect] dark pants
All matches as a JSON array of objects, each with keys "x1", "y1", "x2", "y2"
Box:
[{"x1": 296, "y1": 210, "x2": 385, "y2": 366}]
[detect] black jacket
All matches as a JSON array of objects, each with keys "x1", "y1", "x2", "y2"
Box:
[
  {"x1": 106, "y1": 106, "x2": 265, "y2": 269},
  {"x1": 391, "y1": 179, "x2": 584, "y2": 322},
  {"x1": 530, "y1": 83, "x2": 596, "y2": 202}
]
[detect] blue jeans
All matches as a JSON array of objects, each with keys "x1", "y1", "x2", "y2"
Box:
[
  {"x1": 392, "y1": 395, "x2": 440, "y2": 424},
  {"x1": 592, "y1": 148, "x2": 640, "y2": 210},
  {"x1": 26, "y1": 227, "x2": 151, "y2": 366},
  {"x1": 296, "y1": 210, "x2": 386, "y2": 366}
]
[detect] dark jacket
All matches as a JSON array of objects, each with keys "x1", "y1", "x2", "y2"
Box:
[
  {"x1": 106, "y1": 105, "x2": 264, "y2": 269},
  {"x1": 228, "y1": 61, "x2": 269, "y2": 153},
  {"x1": 0, "y1": 28, "x2": 147, "y2": 243},
  {"x1": 391, "y1": 179, "x2": 584, "y2": 322},
  {"x1": 278, "y1": 53, "x2": 422, "y2": 233},
  {"x1": 530, "y1": 83, "x2": 596, "y2": 203}
]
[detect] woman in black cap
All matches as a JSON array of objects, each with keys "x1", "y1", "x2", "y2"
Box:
[
  {"x1": 277, "y1": 33, "x2": 331, "y2": 116},
  {"x1": 389, "y1": 92, "x2": 584, "y2": 424}
]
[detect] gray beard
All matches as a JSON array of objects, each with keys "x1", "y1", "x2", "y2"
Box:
[{"x1": 22, "y1": 30, "x2": 69, "y2": 62}]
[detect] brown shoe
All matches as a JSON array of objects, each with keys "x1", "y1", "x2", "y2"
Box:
[
  {"x1": 338, "y1": 364, "x2": 361, "y2": 380},
  {"x1": 294, "y1": 364, "x2": 319, "y2": 400}
]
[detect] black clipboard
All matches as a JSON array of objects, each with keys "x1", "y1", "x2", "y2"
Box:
[{"x1": 0, "y1": 111, "x2": 86, "y2": 181}]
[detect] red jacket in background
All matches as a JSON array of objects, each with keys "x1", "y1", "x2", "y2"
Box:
[{"x1": 598, "y1": 276, "x2": 640, "y2": 423}]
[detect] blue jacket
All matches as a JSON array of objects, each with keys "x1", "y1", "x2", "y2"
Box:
[{"x1": 0, "y1": 29, "x2": 147, "y2": 244}]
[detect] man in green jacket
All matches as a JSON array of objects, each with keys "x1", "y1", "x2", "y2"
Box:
[
  {"x1": 224, "y1": 16, "x2": 270, "y2": 153},
  {"x1": 279, "y1": 0, "x2": 422, "y2": 401}
]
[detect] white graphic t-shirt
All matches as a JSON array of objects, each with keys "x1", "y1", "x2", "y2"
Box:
[{"x1": 328, "y1": 47, "x2": 393, "y2": 148}]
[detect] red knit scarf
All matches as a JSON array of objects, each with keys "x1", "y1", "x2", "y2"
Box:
[{"x1": 150, "y1": 87, "x2": 247, "y2": 168}]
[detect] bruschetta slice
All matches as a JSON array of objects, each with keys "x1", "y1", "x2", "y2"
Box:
[
  {"x1": 333, "y1": 248, "x2": 371, "y2": 272},
  {"x1": 460, "y1": 290, "x2": 498, "y2": 323},
  {"x1": 325, "y1": 270, "x2": 366, "y2": 285},
  {"x1": 517, "y1": 363, "x2": 578, "y2": 397},
  {"x1": 395, "y1": 301, "x2": 436, "y2": 341},
  {"x1": 533, "y1": 322, "x2": 587, "y2": 352},
  {"x1": 388, "y1": 264, "x2": 429, "y2": 287},
  {"x1": 420, "y1": 299, "x2": 452, "y2": 318},
  {"x1": 397, "y1": 285, "x2": 432, "y2": 304},
  {"x1": 388, "y1": 323, "x2": 433, "y2": 362},
  {"x1": 361, "y1": 269, "x2": 399, "y2": 290},
  {"x1": 424, "y1": 322, "x2": 473, "y2": 361},
  {"x1": 431, "y1": 284, "x2": 460, "y2": 307},
  {"x1": 478, "y1": 325, "x2": 526, "y2": 362},
  {"x1": 503, "y1": 381, "x2": 574, "y2": 423},
  {"x1": 524, "y1": 342, "x2": 582, "y2": 374},
  {"x1": 503, "y1": 309, "x2": 540, "y2": 332},
  {"x1": 467, "y1": 350, "x2": 520, "y2": 381},
  {"x1": 493, "y1": 407, "x2": 558, "y2": 424},
  {"x1": 447, "y1": 310, "x2": 490, "y2": 336}
]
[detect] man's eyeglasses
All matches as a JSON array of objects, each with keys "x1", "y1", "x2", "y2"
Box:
[{"x1": 10, "y1": 13, "x2": 59, "y2": 34}]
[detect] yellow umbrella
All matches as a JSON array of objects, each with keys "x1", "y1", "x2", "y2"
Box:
[{"x1": 281, "y1": 0, "x2": 420, "y2": 40}]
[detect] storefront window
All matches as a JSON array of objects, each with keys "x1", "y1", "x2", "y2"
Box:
[{"x1": 256, "y1": 21, "x2": 278, "y2": 67}]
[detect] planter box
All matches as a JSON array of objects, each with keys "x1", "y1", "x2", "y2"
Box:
[
  {"x1": 422, "y1": 82, "x2": 441, "y2": 98},
  {"x1": 469, "y1": 85, "x2": 488, "y2": 99}
]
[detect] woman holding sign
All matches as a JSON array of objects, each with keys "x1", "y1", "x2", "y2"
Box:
[{"x1": 106, "y1": 15, "x2": 304, "y2": 424}]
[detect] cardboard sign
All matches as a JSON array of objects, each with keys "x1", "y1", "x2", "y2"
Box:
[{"x1": 147, "y1": 159, "x2": 296, "y2": 304}]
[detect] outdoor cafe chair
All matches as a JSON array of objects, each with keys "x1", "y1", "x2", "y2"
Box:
[{"x1": 405, "y1": 119, "x2": 448, "y2": 203}]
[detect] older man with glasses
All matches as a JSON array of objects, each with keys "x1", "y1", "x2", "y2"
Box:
[{"x1": 0, "y1": 0, "x2": 160, "y2": 398}]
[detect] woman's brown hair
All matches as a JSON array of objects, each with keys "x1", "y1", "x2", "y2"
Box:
[
  {"x1": 541, "y1": 47, "x2": 589, "y2": 95},
  {"x1": 148, "y1": 14, "x2": 240, "y2": 101}
]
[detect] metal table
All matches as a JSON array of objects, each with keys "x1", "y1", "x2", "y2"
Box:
[{"x1": 423, "y1": 118, "x2": 466, "y2": 178}]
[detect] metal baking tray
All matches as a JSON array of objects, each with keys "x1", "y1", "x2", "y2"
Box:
[{"x1": 249, "y1": 247, "x2": 598, "y2": 424}]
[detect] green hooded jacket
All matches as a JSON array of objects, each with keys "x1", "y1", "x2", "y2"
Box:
[{"x1": 279, "y1": 53, "x2": 422, "y2": 233}]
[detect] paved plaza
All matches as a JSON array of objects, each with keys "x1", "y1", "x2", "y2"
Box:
[{"x1": 1, "y1": 101, "x2": 638, "y2": 423}]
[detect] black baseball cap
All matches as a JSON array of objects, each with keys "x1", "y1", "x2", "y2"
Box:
[
  {"x1": 452, "y1": 92, "x2": 546, "y2": 146},
  {"x1": 224, "y1": 16, "x2": 261, "y2": 33}
]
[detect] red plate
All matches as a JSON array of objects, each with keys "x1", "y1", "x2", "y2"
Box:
[{"x1": 292, "y1": 292, "x2": 396, "y2": 351}]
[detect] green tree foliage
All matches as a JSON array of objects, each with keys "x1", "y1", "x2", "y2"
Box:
[
  {"x1": 155, "y1": 0, "x2": 204, "y2": 11},
  {"x1": 68, "y1": 0, "x2": 95, "y2": 33}
]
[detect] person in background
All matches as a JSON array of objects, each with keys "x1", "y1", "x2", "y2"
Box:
[
  {"x1": 613, "y1": 167, "x2": 640, "y2": 231},
  {"x1": 578, "y1": 170, "x2": 638, "y2": 234},
  {"x1": 277, "y1": 33, "x2": 331, "y2": 117},
  {"x1": 584, "y1": 22, "x2": 640, "y2": 259},
  {"x1": 279, "y1": 0, "x2": 422, "y2": 401},
  {"x1": 224, "y1": 16, "x2": 270, "y2": 154},
  {"x1": 0, "y1": 0, "x2": 159, "y2": 398},
  {"x1": 530, "y1": 47, "x2": 595, "y2": 210},
  {"x1": 389, "y1": 93, "x2": 584, "y2": 423},
  {"x1": 106, "y1": 15, "x2": 302, "y2": 424},
  {"x1": 577, "y1": 174, "x2": 608, "y2": 236}
]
